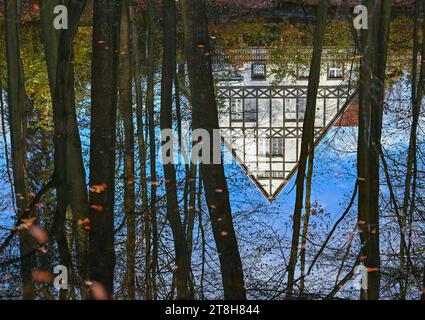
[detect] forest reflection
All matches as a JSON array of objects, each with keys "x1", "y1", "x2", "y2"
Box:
[{"x1": 0, "y1": 1, "x2": 423, "y2": 301}]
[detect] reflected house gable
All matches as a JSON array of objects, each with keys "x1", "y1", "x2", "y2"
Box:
[{"x1": 214, "y1": 47, "x2": 358, "y2": 203}]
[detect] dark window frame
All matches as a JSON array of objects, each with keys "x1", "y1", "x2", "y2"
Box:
[
  {"x1": 327, "y1": 61, "x2": 345, "y2": 79},
  {"x1": 251, "y1": 63, "x2": 267, "y2": 81}
]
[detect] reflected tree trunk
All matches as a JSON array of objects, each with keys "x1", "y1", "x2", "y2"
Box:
[
  {"x1": 118, "y1": 0, "x2": 136, "y2": 300},
  {"x1": 400, "y1": 0, "x2": 424, "y2": 299},
  {"x1": 299, "y1": 148, "x2": 314, "y2": 296},
  {"x1": 40, "y1": 0, "x2": 73, "y2": 300},
  {"x1": 89, "y1": 0, "x2": 120, "y2": 298},
  {"x1": 160, "y1": 0, "x2": 192, "y2": 300},
  {"x1": 286, "y1": 0, "x2": 327, "y2": 298},
  {"x1": 181, "y1": 0, "x2": 246, "y2": 300},
  {"x1": 129, "y1": 4, "x2": 149, "y2": 298},
  {"x1": 357, "y1": 0, "x2": 391, "y2": 300},
  {"x1": 145, "y1": 0, "x2": 158, "y2": 300},
  {"x1": 4, "y1": 0, "x2": 35, "y2": 300}
]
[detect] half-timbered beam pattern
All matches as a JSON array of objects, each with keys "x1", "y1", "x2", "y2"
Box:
[{"x1": 217, "y1": 85, "x2": 356, "y2": 202}]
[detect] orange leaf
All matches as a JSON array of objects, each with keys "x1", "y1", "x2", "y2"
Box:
[
  {"x1": 32, "y1": 270, "x2": 53, "y2": 284},
  {"x1": 90, "y1": 184, "x2": 107, "y2": 194},
  {"x1": 16, "y1": 217, "x2": 37, "y2": 231},
  {"x1": 28, "y1": 225, "x2": 49, "y2": 244},
  {"x1": 86, "y1": 281, "x2": 108, "y2": 300},
  {"x1": 91, "y1": 205, "x2": 104, "y2": 212},
  {"x1": 37, "y1": 247, "x2": 48, "y2": 254}
]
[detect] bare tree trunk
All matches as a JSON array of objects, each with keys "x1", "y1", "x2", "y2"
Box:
[
  {"x1": 400, "y1": 0, "x2": 424, "y2": 299},
  {"x1": 118, "y1": 0, "x2": 136, "y2": 300},
  {"x1": 356, "y1": 0, "x2": 373, "y2": 300},
  {"x1": 89, "y1": 0, "x2": 120, "y2": 298},
  {"x1": 368, "y1": 0, "x2": 391, "y2": 300},
  {"x1": 40, "y1": 0, "x2": 73, "y2": 299},
  {"x1": 181, "y1": 0, "x2": 246, "y2": 300},
  {"x1": 286, "y1": 0, "x2": 327, "y2": 298},
  {"x1": 357, "y1": 0, "x2": 391, "y2": 300},
  {"x1": 144, "y1": 0, "x2": 159, "y2": 300},
  {"x1": 4, "y1": 0, "x2": 35, "y2": 299},
  {"x1": 40, "y1": 0, "x2": 60, "y2": 91},
  {"x1": 299, "y1": 148, "x2": 314, "y2": 296},
  {"x1": 186, "y1": 164, "x2": 198, "y2": 262},
  {"x1": 129, "y1": 5, "x2": 149, "y2": 299},
  {"x1": 197, "y1": 174, "x2": 206, "y2": 300},
  {"x1": 45, "y1": 2, "x2": 91, "y2": 298},
  {"x1": 160, "y1": 0, "x2": 192, "y2": 300}
]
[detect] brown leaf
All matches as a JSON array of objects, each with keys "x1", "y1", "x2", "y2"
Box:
[
  {"x1": 90, "y1": 184, "x2": 108, "y2": 194},
  {"x1": 28, "y1": 225, "x2": 49, "y2": 244},
  {"x1": 86, "y1": 281, "x2": 108, "y2": 300},
  {"x1": 16, "y1": 217, "x2": 37, "y2": 231},
  {"x1": 32, "y1": 270, "x2": 53, "y2": 284},
  {"x1": 91, "y1": 205, "x2": 104, "y2": 212}
]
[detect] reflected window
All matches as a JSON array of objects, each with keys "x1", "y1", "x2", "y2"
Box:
[
  {"x1": 230, "y1": 99, "x2": 243, "y2": 121},
  {"x1": 297, "y1": 65, "x2": 310, "y2": 79},
  {"x1": 258, "y1": 138, "x2": 269, "y2": 156},
  {"x1": 258, "y1": 138, "x2": 283, "y2": 157},
  {"x1": 257, "y1": 171, "x2": 284, "y2": 178},
  {"x1": 285, "y1": 98, "x2": 297, "y2": 121},
  {"x1": 328, "y1": 61, "x2": 344, "y2": 79},
  {"x1": 251, "y1": 63, "x2": 267, "y2": 80},
  {"x1": 270, "y1": 138, "x2": 284, "y2": 157},
  {"x1": 271, "y1": 171, "x2": 284, "y2": 178},
  {"x1": 244, "y1": 99, "x2": 257, "y2": 122},
  {"x1": 297, "y1": 98, "x2": 307, "y2": 121}
]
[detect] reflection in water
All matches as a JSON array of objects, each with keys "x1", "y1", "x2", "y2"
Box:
[
  {"x1": 214, "y1": 47, "x2": 357, "y2": 201},
  {"x1": 0, "y1": 5, "x2": 422, "y2": 300}
]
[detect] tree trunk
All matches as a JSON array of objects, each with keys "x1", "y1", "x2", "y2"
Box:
[
  {"x1": 286, "y1": 0, "x2": 327, "y2": 298},
  {"x1": 299, "y1": 148, "x2": 314, "y2": 296},
  {"x1": 400, "y1": 0, "x2": 424, "y2": 299},
  {"x1": 4, "y1": 0, "x2": 35, "y2": 300},
  {"x1": 181, "y1": 0, "x2": 246, "y2": 300},
  {"x1": 118, "y1": 0, "x2": 136, "y2": 300},
  {"x1": 357, "y1": 0, "x2": 391, "y2": 300},
  {"x1": 40, "y1": 0, "x2": 60, "y2": 91},
  {"x1": 89, "y1": 0, "x2": 120, "y2": 298},
  {"x1": 160, "y1": 0, "x2": 192, "y2": 300},
  {"x1": 49, "y1": 0, "x2": 90, "y2": 297},
  {"x1": 145, "y1": 0, "x2": 158, "y2": 300},
  {"x1": 40, "y1": 1, "x2": 73, "y2": 299},
  {"x1": 129, "y1": 5, "x2": 149, "y2": 297}
]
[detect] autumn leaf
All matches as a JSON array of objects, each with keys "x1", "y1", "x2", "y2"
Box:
[
  {"x1": 37, "y1": 247, "x2": 48, "y2": 254},
  {"x1": 32, "y1": 270, "x2": 53, "y2": 284},
  {"x1": 86, "y1": 281, "x2": 108, "y2": 300},
  {"x1": 91, "y1": 205, "x2": 104, "y2": 212},
  {"x1": 28, "y1": 225, "x2": 49, "y2": 244},
  {"x1": 16, "y1": 217, "x2": 37, "y2": 231},
  {"x1": 90, "y1": 183, "x2": 108, "y2": 193}
]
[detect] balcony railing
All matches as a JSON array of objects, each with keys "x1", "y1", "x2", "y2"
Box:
[{"x1": 212, "y1": 48, "x2": 270, "y2": 64}]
